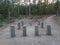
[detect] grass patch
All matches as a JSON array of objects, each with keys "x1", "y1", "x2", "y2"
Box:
[
  {"x1": 29, "y1": 15, "x2": 44, "y2": 19},
  {"x1": 54, "y1": 15, "x2": 60, "y2": 20},
  {"x1": 53, "y1": 15, "x2": 60, "y2": 26}
]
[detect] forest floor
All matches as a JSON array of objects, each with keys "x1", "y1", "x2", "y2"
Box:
[{"x1": 0, "y1": 15, "x2": 60, "y2": 45}]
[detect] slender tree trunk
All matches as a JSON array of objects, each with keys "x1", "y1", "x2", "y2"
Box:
[
  {"x1": 56, "y1": 0, "x2": 59, "y2": 16},
  {"x1": 29, "y1": 0, "x2": 31, "y2": 16},
  {"x1": 6, "y1": 0, "x2": 11, "y2": 23}
]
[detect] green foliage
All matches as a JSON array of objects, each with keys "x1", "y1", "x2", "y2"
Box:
[
  {"x1": 0, "y1": 14, "x2": 3, "y2": 23},
  {"x1": 0, "y1": 0, "x2": 60, "y2": 23}
]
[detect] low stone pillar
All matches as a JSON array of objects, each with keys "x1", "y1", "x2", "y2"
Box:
[
  {"x1": 29, "y1": 21, "x2": 32, "y2": 26},
  {"x1": 21, "y1": 21, "x2": 24, "y2": 27},
  {"x1": 10, "y1": 26, "x2": 16, "y2": 37},
  {"x1": 41, "y1": 22, "x2": 44, "y2": 28},
  {"x1": 23, "y1": 26, "x2": 27, "y2": 36},
  {"x1": 38, "y1": 21, "x2": 40, "y2": 25},
  {"x1": 46, "y1": 25, "x2": 51, "y2": 35},
  {"x1": 18, "y1": 22, "x2": 20, "y2": 30},
  {"x1": 35, "y1": 26, "x2": 39, "y2": 36}
]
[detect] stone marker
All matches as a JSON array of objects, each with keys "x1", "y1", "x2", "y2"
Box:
[
  {"x1": 35, "y1": 26, "x2": 39, "y2": 36},
  {"x1": 18, "y1": 22, "x2": 20, "y2": 30},
  {"x1": 46, "y1": 25, "x2": 51, "y2": 35},
  {"x1": 10, "y1": 26, "x2": 16, "y2": 37},
  {"x1": 41, "y1": 22, "x2": 44, "y2": 28},
  {"x1": 38, "y1": 21, "x2": 40, "y2": 25},
  {"x1": 23, "y1": 26, "x2": 27, "y2": 36},
  {"x1": 21, "y1": 21, "x2": 24, "y2": 27},
  {"x1": 29, "y1": 21, "x2": 32, "y2": 26}
]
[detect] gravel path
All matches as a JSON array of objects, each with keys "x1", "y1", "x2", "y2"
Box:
[{"x1": 0, "y1": 15, "x2": 60, "y2": 45}]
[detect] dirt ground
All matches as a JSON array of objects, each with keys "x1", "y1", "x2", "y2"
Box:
[{"x1": 0, "y1": 15, "x2": 60, "y2": 45}]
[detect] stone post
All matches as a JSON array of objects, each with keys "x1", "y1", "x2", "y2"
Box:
[
  {"x1": 46, "y1": 25, "x2": 51, "y2": 35},
  {"x1": 35, "y1": 26, "x2": 39, "y2": 36},
  {"x1": 29, "y1": 21, "x2": 32, "y2": 26},
  {"x1": 23, "y1": 26, "x2": 27, "y2": 36},
  {"x1": 21, "y1": 21, "x2": 24, "y2": 27},
  {"x1": 41, "y1": 22, "x2": 44, "y2": 28},
  {"x1": 18, "y1": 22, "x2": 20, "y2": 30},
  {"x1": 38, "y1": 21, "x2": 40, "y2": 25},
  {"x1": 10, "y1": 26, "x2": 16, "y2": 37}
]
